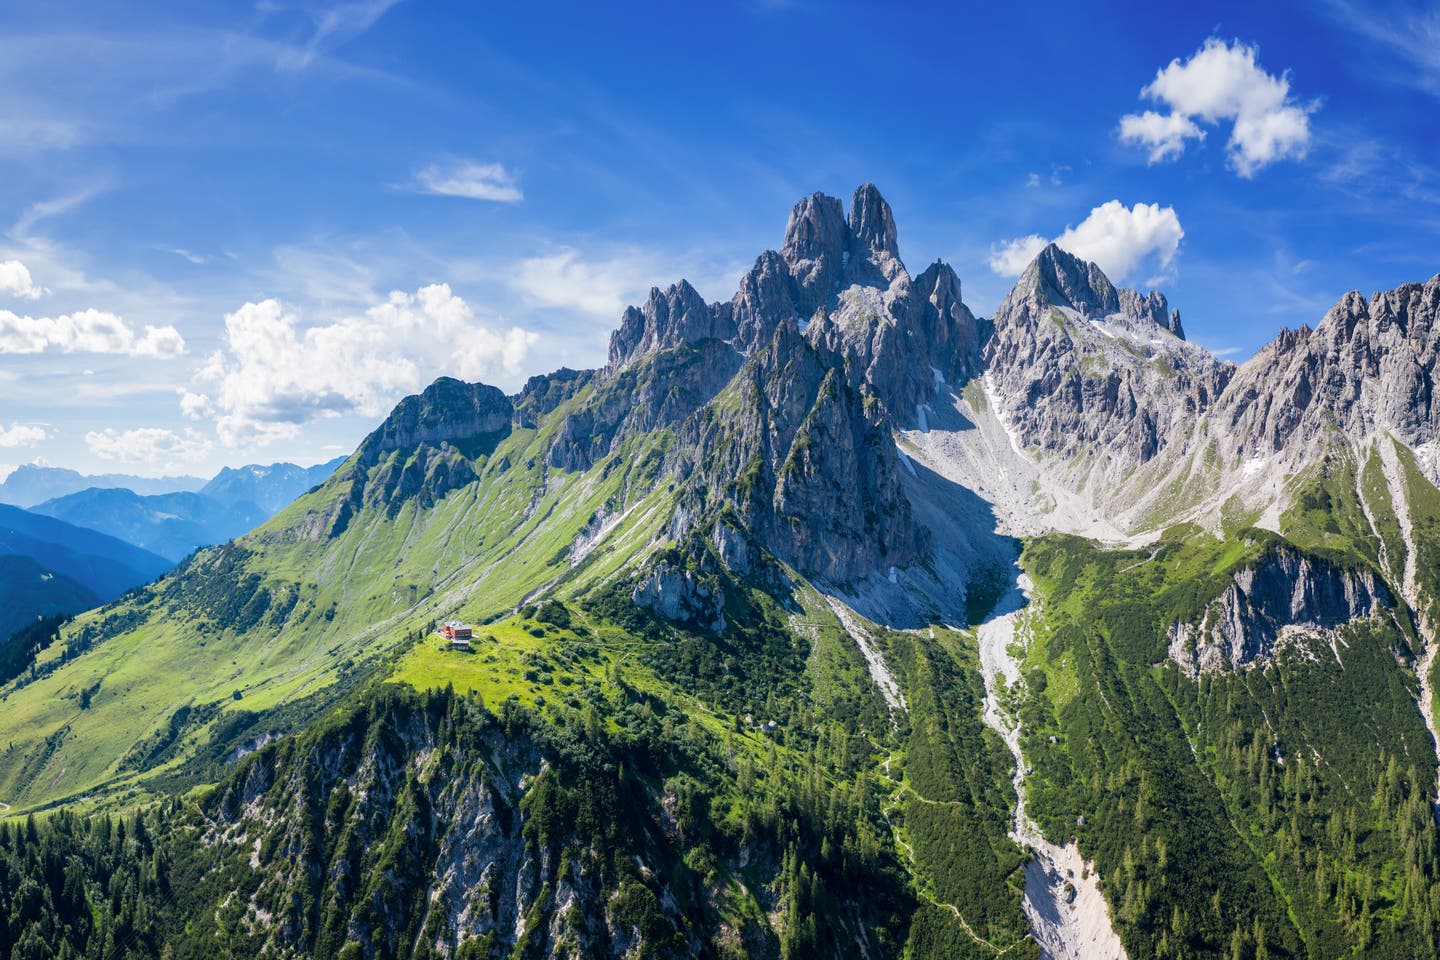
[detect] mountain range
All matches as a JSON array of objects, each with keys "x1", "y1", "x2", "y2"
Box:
[
  {"x1": 1, "y1": 185, "x2": 1438, "y2": 959},
  {"x1": 0, "y1": 465, "x2": 204, "y2": 507},
  {"x1": 27, "y1": 457, "x2": 344, "y2": 562}
]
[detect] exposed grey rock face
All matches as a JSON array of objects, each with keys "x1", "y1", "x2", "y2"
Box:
[
  {"x1": 512, "y1": 367, "x2": 592, "y2": 428},
  {"x1": 548, "y1": 339, "x2": 742, "y2": 471},
  {"x1": 804, "y1": 186, "x2": 983, "y2": 418},
  {"x1": 780, "y1": 191, "x2": 848, "y2": 317},
  {"x1": 984, "y1": 244, "x2": 1231, "y2": 471},
  {"x1": 603, "y1": 184, "x2": 984, "y2": 424},
  {"x1": 675, "y1": 318, "x2": 926, "y2": 582},
  {"x1": 1168, "y1": 547, "x2": 1392, "y2": 676},
  {"x1": 1214, "y1": 274, "x2": 1440, "y2": 475},
  {"x1": 1168, "y1": 308, "x2": 1185, "y2": 340},
  {"x1": 567, "y1": 183, "x2": 975, "y2": 584},
  {"x1": 607, "y1": 280, "x2": 735, "y2": 370},
  {"x1": 357, "y1": 377, "x2": 512, "y2": 461},
  {"x1": 632, "y1": 558, "x2": 726, "y2": 632}
]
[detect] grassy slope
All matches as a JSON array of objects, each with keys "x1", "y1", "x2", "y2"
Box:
[{"x1": 0, "y1": 385, "x2": 675, "y2": 813}]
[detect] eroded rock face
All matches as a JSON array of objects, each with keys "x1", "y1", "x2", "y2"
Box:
[
  {"x1": 780, "y1": 191, "x2": 848, "y2": 317},
  {"x1": 675, "y1": 319, "x2": 926, "y2": 583},
  {"x1": 512, "y1": 367, "x2": 592, "y2": 428},
  {"x1": 1215, "y1": 274, "x2": 1440, "y2": 477},
  {"x1": 357, "y1": 377, "x2": 512, "y2": 461},
  {"x1": 607, "y1": 280, "x2": 736, "y2": 370},
  {"x1": 547, "y1": 339, "x2": 743, "y2": 471},
  {"x1": 1168, "y1": 548, "x2": 1392, "y2": 676},
  {"x1": 328, "y1": 377, "x2": 514, "y2": 524},
  {"x1": 604, "y1": 184, "x2": 985, "y2": 424},
  {"x1": 632, "y1": 559, "x2": 726, "y2": 632},
  {"x1": 984, "y1": 244, "x2": 1231, "y2": 471}
]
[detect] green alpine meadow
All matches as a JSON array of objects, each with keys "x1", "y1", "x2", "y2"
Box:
[{"x1": 2, "y1": 179, "x2": 1438, "y2": 959}]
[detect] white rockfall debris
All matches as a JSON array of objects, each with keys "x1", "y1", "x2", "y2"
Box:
[
  {"x1": 977, "y1": 570, "x2": 1128, "y2": 960},
  {"x1": 827, "y1": 596, "x2": 907, "y2": 714},
  {"x1": 1375, "y1": 437, "x2": 1440, "y2": 816}
]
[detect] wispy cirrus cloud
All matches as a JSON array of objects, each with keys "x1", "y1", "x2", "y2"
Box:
[
  {"x1": 1320, "y1": 1, "x2": 1440, "y2": 98},
  {"x1": 264, "y1": 0, "x2": 407, "y2": 71},
  {"x1": 405, "y1": 160, "x2": 524, "y2": 203}
]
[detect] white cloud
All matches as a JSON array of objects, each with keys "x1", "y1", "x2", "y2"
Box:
[
  {"x1": 177, "y1": 388, "x2": 213, "y2": 420},
  {"x1": 0, "y1": 307, "x2": 185, "y2": 356},
  {"x1": 988, "y1": 201, "x2": 1184, "y2": 284},
  {"x1": 1118, "y1": 111, "x2": 1205, "y2": 163},
  {"x1": 408, "y1": 161, "x2": 523, "y2": 203},
  {"x1": 85, "y1": 427, "x2": 212, "y2": 465},
  {"x1": 986, "y1": 235, "x2": 1048, "y2": 277},
  {"x1": 1055, "y1": 201, "x2": 1184, "y2": 282},
  {"x1": 195, "y1": 283, "x2": 538, "y2": 446},
  {"x1": 0, "y1": 423, "x2": 47, "y2": 448},
  {"x1": 511, "y1": 249, "x2": 647, "y2": 318},
  {"x1": 0, "y1": 260, "x2": 44, "y2": 299},
  {"x1": 1118, "y1": 38, "x2": 1316, "y2": 177}
]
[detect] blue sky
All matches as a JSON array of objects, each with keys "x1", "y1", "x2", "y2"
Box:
[{"x1": 0, "y1": 0, "x2": 1437, "y2": 477}]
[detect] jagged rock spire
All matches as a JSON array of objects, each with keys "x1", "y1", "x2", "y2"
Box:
[{"x1": 848, "y1": 183, "x2": 899, "y2": 260}]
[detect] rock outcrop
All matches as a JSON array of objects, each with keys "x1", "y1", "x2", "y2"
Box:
[
  {"x1": 329, "y1": 377, "x2": 513, "y2": 522},
  {"x1": 548, "y1": 338, "x2": 743, "y2": 471},
  {"x1": 632, "y1": 558, "x2": 727, "y2": 633},
  {"x1": 607, "y1": 280, "x2": 735, "y2": 370},
  {"x1": 512, "y1": 367, "x2": 592, "y2": 428},
  {"x1": 1167, "y1": 548, "x2": 1392, "y2": 676},
  {"x1": 356, "y1": 377, "x2": 512, "y2": 462}
]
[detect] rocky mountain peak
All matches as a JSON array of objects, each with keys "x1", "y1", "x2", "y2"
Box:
[
  {"x1": 332, "y1": 377, "x2": 514, "y2": 524},
  {"x1": 782, "y1": 192, "x2": 848, "y2": 265},
  {"x1": 357, "y1": 377, "x2": 511, "y2": 462},
  {"x1": 607, "y1": 278, "x2": 733, "y2": 369},
  {"x1": 1019, "y1": 242, "x2": 1121, "y2": 317},
  {"x1": 848, "y1": 183, "x2": 899, "y2": 261},
  {"x1": 1217, "y1": 273, "x2": 1440, "y2": 468}
]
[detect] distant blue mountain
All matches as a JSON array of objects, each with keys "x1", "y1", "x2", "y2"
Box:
[
  {"x1": 31, "y1": 488, "x2": 269, "y2": 563},
  {"x1": 0, "y1": 503, "x2": 171, "y2": 602},
  {"x1": 199, "y1": 457, "x2": 346, "y2": 514},
  {"x1": 0, "y1": 464, "x2": 203, "y2": 508},
  {"x1": 25, "y1": 457, "x2": 347, "y2": 563},
  {"x1": 0, "y1": 554, "x2": 98, "y2": 644}
]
